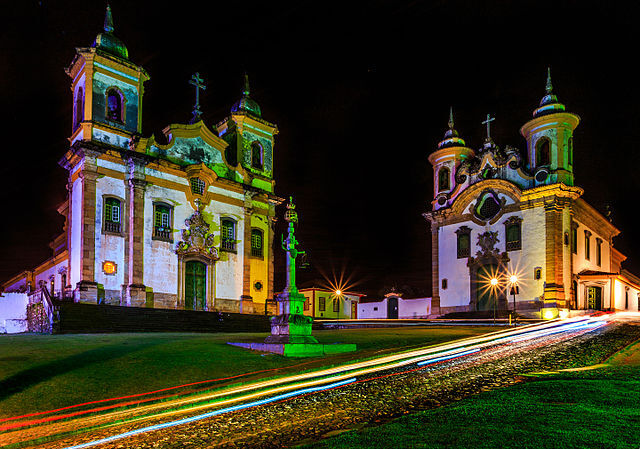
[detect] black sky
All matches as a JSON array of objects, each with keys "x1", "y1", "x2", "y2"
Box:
[{"x1": 1, "y1": 0, "x2": 638, "y2": 297}]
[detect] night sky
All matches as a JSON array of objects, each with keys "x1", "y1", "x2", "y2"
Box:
[{"x1": 1, "y1": 0, "x2": 639, "y2": 297}]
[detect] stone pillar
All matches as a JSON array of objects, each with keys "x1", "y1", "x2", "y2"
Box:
[
  {"x1": 76, "y1": 155, "x2": 99, "y2": 303},
  {"x1": 544, "y1": 201, "x2": 566, "y2": 308},
  {"x1": 430, "y1": 222, "x2": 441, "y2": 316},
  {"x1": 267, "y1": 215, "x2": 277, "y2": 301},
  {"x1": 125, "y1": 158, "x2": 147, "y2": 307}
]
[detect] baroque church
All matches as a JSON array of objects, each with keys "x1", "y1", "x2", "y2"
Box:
[
  {"x1": 424, "y1": 70, "x2": 640, "y2": 317},
  {"x1": 2, "y1": 7, "x2": 282, "y2": 314}
]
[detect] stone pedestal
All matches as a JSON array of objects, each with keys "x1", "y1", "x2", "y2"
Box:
[
  {"x1": 264, "y1": 290, "x2": 317, "y2": 344},
  {"x1": 126, "y1": 284, "x2": 147, "y2": 307},
  {"x1": 75, "y1": 280, "x2": 98, "y2": 303}
]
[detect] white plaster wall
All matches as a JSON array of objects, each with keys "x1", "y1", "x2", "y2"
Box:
[
  {"x1": 438, "y1": 206, "x2": 547, "y2": 308},
  {"x1": 359, "y1": 300, "x2": 387, "y2": 318},
  {"x1": 210, "y1": 201, "x2": 245, "y2": 300},
  {"x1": 438, "y1": 223, "x2": 471, "y2": 307},
  {"x1": 399, "y1": 297, "x2": 431, "y2": 318},
  {"x1": 572, "y1": 221, "x2": 610, "y2": 274},
  {"x1": 95, "y1": 176, "x2": 126, "y2": 291},
  {"x1": 613, "y1": 280, "x2": 639, "y2": 311},
  {"x1": 70, "y1": 177, "x2": 83, "y2": 288},
  {"x1": 516, "y1": 207, "x2": 546, "y2": 302},
  {"x1": 0, "y1": 293, "x2": 29, "y2": 333},
  {"x1": 143, "y1": 184, "x2": 185, "y2": 294}
]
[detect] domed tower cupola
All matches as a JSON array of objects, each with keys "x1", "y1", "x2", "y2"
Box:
[
  {"x1": 520, "y1": 68, "x2": 580, "y2": 187},
  {"x1": 533, "y1": 68, "x2": 566, "y2": 118},
  {"x1": 230, "y1": 73, "x2": 262, "y2": 118},
  {"x1": 428, "y1": 108, "x2": 475, "y2": 210},
  {"x1": 92, "y1": 5, "x2": 129, "y2": 60},
  {"x1": 65, "y1": 4, "x2": 149, "y2": 148},
  {"x1": 437, "y1": 108, "x2": 467, "y2": 150}
]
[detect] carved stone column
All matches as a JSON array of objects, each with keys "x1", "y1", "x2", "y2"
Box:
[
  {"x1": 76, "y1": 154, "x2": 99, "y2": 303},
  {"x1": 267, "y1": 215, "x2": 277, "y2": 302},
  {"x1": 430, "y1": 222, "x2": 441, "y2": 316},
  {"x1": 241, "y1": 192, "x2": 256, "y2": 313},
  {"x1": 125, "y1": 158, "x2": 147, "y2": 307},
  {"x1": 544, "y1": 200, "x2": 566, "y2": 308}
]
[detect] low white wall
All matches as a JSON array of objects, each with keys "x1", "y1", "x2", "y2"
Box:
[
  {"x1": 399, "y1": 297, "x2": 431, "y2": 318},
  {"x1": 359, "y1": 300, "x2": 387, "y2": 318},
  {"x1": 0, "y1": 293, "x2": 29, "y2": 333}
]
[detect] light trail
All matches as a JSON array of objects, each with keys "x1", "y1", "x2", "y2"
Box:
[
  {"x1": 4, "y1": 315, "x2": 613, "y2": 448},
  {"x1": 60, "y1": 377, "x2": 357, "y2": 449},
  {"x1": 0, "y1": 359, "x2": 320, "y2": 424}
]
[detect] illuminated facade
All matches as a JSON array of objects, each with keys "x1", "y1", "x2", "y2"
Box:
[
  {"x1": 2, "y1": 7, "x2": 282, "y2": 314},
  {"x1": 297, "y1": 288, "x2": 364, "y2": 319},
  {"x1": 424, "y1": 72, "x2": 640, "y2": 316}
]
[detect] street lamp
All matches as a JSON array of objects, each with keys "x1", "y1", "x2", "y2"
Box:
[
  {"x1": 335, "y1": 290, "x2": 342, "y2": 320},
  {"x1": 490, "y1": 277, "x2": 499, "y2": 324},
  {"x1": 508, "y1": 275, "x2": 519, "y2": 326}
]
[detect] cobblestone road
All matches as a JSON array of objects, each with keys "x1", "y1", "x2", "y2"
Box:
[{"x1": 34, "y1": 323, "x2": 640, "y2": 449}]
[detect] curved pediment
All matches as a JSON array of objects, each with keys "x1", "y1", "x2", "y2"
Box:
[
  {"x1": 450, "y1": 179, "x2": 522, "y2": 216},
  {"x1": 141, "y1": 121, "x2": 243, "y2": 182}
]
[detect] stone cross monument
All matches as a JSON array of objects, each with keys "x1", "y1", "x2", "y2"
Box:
[{"x1": 264, "y1": 197, "x2": 317, "y2": 344}]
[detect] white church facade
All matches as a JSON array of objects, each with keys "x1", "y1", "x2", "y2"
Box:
[
  {"x1": 424, "y1": 72, "x2": 640, "y2": 317},
  {"x1": 1, "y1": 7, "x2": 282, "y2": 314}
]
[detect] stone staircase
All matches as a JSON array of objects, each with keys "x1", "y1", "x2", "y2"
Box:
[{"x1": 54, "y1": 301, "x2": 271, "y2": 334}]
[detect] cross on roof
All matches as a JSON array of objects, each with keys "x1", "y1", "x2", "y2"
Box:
[
  {"x1": 482, "y1": 113, "x2": 495, "y2": 140},
  {"x1": 189, "y1": 72, "x2": 206, "y2": 124}
]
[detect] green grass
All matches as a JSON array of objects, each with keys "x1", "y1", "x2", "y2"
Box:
[
  {"x1": 0, "y1": 326, "x2": 496, "y2": 418},
  {"x1": 302, "y1": 340, "x2": 640, "y2": 449}
]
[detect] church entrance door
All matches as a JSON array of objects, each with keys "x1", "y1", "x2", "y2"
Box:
[
  {"x1": 587, "y1": 286, "x2": 602, "y2": 310},
  {"x1": 185, "y1": 261, "x2": 206, "y2": 310},
  {"x1": 476, "y1": 264, "x2": 498, "y2": 311}
]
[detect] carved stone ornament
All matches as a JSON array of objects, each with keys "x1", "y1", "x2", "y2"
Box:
[
  {"x1": 175, "y1": 209, "x2": 219, "y2": 261},
  {"x1": 476, "y1": 231, "x2": 500, "y2": 257}
]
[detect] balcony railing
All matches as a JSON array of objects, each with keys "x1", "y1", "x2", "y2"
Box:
[
  {"x1": 221, "y1": 238, "x2": 236, "y2": 252},
  {"x1": 105, "y1": 221, "x2": 121, "y2": 233}
]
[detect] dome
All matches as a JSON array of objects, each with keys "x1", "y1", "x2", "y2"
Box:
[
  {"x1": 230, "y1": 74, "x2": 262, "y2": 117},
  {"x1": 231, "y1": 96, "x2": 262, "y2": 117},
  {"x1": 92, "y1": 6, "x2": 129, "y2": 60},
  {"x1": 533, "y1": 68, "x2": 566, "y2": 118},
  {"x1": 437, "y1": 107, "x2": 467, "y2": 149}
]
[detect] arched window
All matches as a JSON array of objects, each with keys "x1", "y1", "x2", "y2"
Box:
[
  {"x1": 251, "y1": 228, "x2": 263, "y2": 258},
  {"x1": 106, "y1": 88, "x2": 124, "y2": 122},
  {"x1": 104, "y1": 197, "x2": 122, "y2": 233},
  {"x1": 221, "y1": 218, "x2": 236, "y2": 252},
  {"x1": 251, "y1": 141, "x2": 263, "y2": 170},
  {"x1": 438, "y1": 167, "x2": 450, "y2": 191},
  {"x1": 536, "y1": 138, "x2": 551, "y2": 166},
  {"x1": 74, "y1": 87, "x2": 84, "y2": 130}
]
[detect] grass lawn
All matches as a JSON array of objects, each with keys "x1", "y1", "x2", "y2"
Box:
[
  {"x1": 0, "y1": 326, "x2": 497, "y2": 419},
  {"x1": 302, "y1": 337, "x2": 640, "y2": 449}
]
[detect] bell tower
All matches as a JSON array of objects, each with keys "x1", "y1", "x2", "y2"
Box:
[
  {"x1": 66, "y1": 5, "x2": 149, "y2": 149},
  {"x1": 428, "y1": 108, "x2": 475, "y2": 210},
  {"x1": 520, "y1": 69, "x2": 580, "y2": 186}
]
